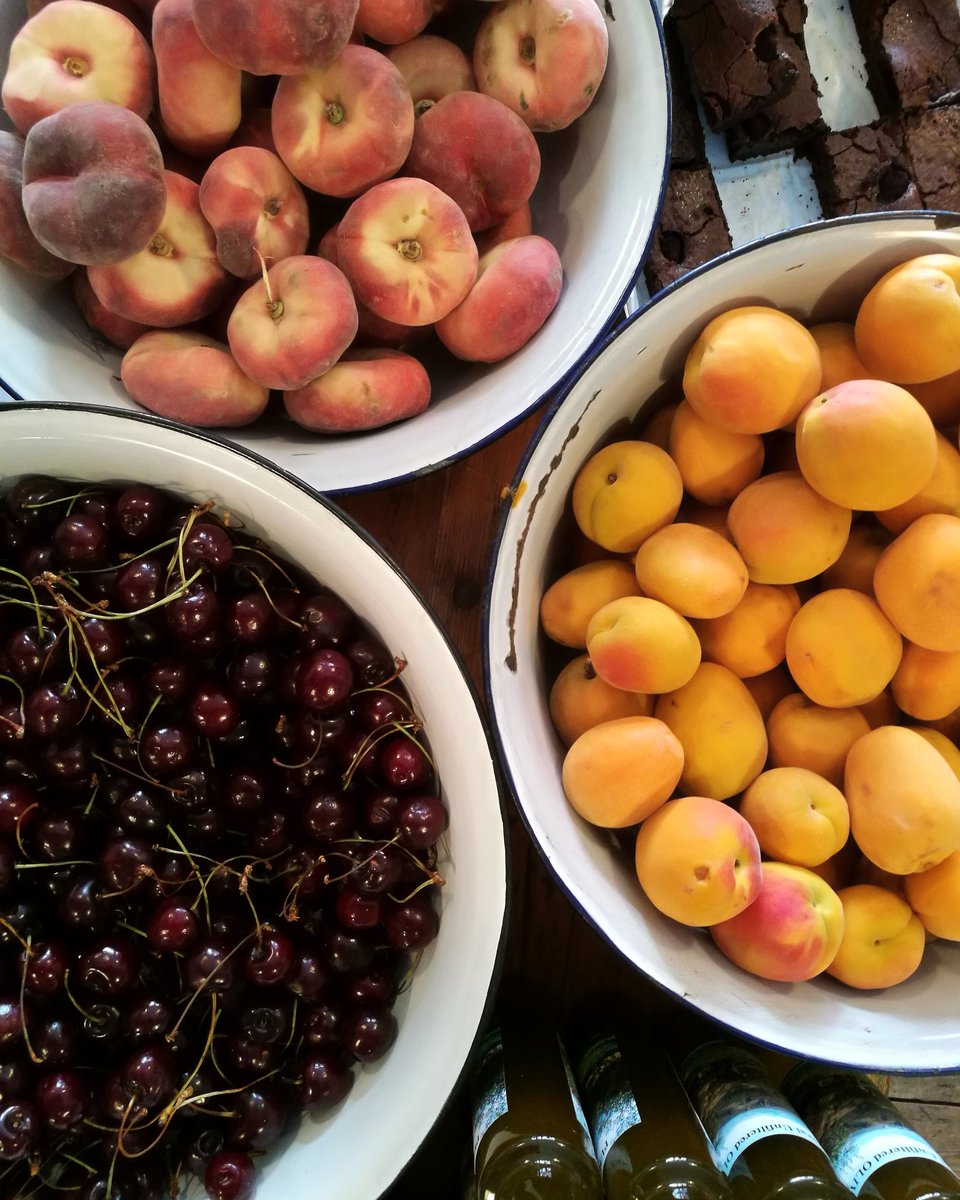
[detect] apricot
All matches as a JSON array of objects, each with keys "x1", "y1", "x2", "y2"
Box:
[
  {"x1": 668, "y1": 400, "x2": 764, "y2": 505},
  {"x1": 742, "y1": 667, "x2": 795, "y2": 720},
  {"x1": 904, "y1": 851, "x2": 960, "y2": 940},
  {"x1": 643, "y1": 403, "x2": 676, "y2": 451},
  {"x1": 682, "y1": 306, "x2": 822, "y2": 434},
  {"x1": 633, "y1": 796, "x2": 762, "y2": 927},
  {"x1": 766, "y1": 693, "x2": 870, "y2": 787},
  {"x1": 873, "y1": 513, "x2": 960, "y2": 651},
  {"x1": 695, "y1": 582, "x2": 800, "y2": 678},
  {"x1": 739, "y1": 767, "x2": 850, "y2": 868},
  {"x1": 891, "y1": 642, "x2": 960, "y2": 721},
  {"x1": 809, "y1": 321, "x2": 870, "y2": 390},
  {"x1": 857, "y1": 689, "x2": 900, "y2": 730},
  {"x1": 785, "y1": 588, "x2": 902, "y2": 709},
  {"x1": 548, "y1": 655, "x2": 653, "y2": 747},
  {"x1": 539, "y1": 560, "x2": 640, "y2": 649},
  {"x1": 654, "y1": 662, "x2": 767, "y2": 801},
  {"x1": 561, "y1": 716, "x2": 683, "y2": 828},
  {"x1": 681, "y1": 501, "x2": 733, "y2": 543},
  {"x1": 586, "y1": 596, "x2": 701, "y2": 695},
  {"x1": 826, "y1": 885, "x2": 926, "y2": 989},
  {"x1": 820, "y1": 521, "x2": 890, "y2": 595},
  {"x1": 710, "y1": 862, "x2": 845, "y2": 983},
  {"x1": 844, "y1": 725, "x2": 960, "y2": 874},
  {"x1": 727, "y1": 471, "x2": 851, "y2": 584},
  {"x1": 795, "y1": 379, "x2": 937, "y2": 511},
  {"x1": 876, "y1": 432, "x2": 960, "y2": 535},
  {"x1": 571, "y1": 441, "x2": 683, "y2": 554},
  {"x1": 907, "y1": 366, "x2": 960, "y2": 427},
  {"x1": 633, "y1": 523, "x2": 748, "y2": 620},
  {"x1": 855, "y1": 254, "x2": 960, "y2": 384},
  {"x1": 910, "y1": 726, "x2": 960, "y2": 780}
]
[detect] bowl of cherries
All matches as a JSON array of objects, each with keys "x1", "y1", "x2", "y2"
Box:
[{"x1": 0, "y1": 403, "x2": 507, "y2": 1200}]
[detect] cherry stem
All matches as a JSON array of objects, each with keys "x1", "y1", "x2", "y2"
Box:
[
  {"x1": 165, "y1": 825, "x2": 211, "y2": 929},
  {"x1": 19, "y1": 936, "x2": 42, "y2": 1065},
  {"x1": 166, "y1": 931, "x2": 254, "y2": 1048},
  {"x1": 63, "y1": 967, "x2": 102, "y2": 1025}
]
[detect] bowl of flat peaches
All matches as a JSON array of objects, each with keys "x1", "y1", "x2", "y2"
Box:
[{"x1": 486, "y1": 211, "x2": 960, "y2": 1074}]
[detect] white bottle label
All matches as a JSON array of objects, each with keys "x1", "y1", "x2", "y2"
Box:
[
  {"x1": 558, "y1": 1035, "x2": 599, "y2": 1163},
  {"x1": 831, "y1": 1124, "x2": 952, "y2": 1196},
  {"x1": 577, "y1": 1032, "x2": 642, "y2": 1169},
  {"x1": 472, "y1": 1029, "x2": 508, "y2": 1165},
  {"x1": 711, "y1": 1105, "x2": 821, "y2": 1175}
]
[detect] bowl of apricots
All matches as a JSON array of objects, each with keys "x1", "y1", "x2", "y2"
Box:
[{"x1": 485, "y1": 212, "x2": 960, "y2": 1073}]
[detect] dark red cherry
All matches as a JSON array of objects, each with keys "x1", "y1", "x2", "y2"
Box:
[
  {"x1": 292, "y1": 1048, "x2": 354, "y2": 1113},
  {"x1": 204, "y1": 1150, "x2": 256, "y2": 1200},
  {"x1": 296, "y1": 648, "x2": 354, "y2": 712}
]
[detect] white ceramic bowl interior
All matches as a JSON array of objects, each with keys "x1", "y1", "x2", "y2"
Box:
[
  {"x1": 485, "y1": 212, "x2": 960, "y2": 1075},
  {"x1": 0, "y1": 403, "x2": 508, "y2": 1198},
  {"x1": 0, "y1": 0, "x2": 669, "y2": 493}
]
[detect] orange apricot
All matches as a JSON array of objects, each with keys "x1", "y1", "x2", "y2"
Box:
[
  {"x1": 654, "y1": 662, "x2": 767, "y2": 800},
  {"x1": 820, "y1": 520, "x2": 890, "y2": 595},
  {"x1": 539, "y1": 559, "x2": 640, "y2": 648},
  {"x1": 766, "y1": 692, "x2": 870, "y2": 786},
  {"x1": 633, "y1": 523, "x2": 748, "y2": 619},
  {"x1": 875, "y1": 432, "x2": 960, "y2": 534},
  {"x1": 844, "y1": 724, "x2": 960, "y2": 874},
  {"x1": 795, "y1": 379, "x2": 937, "y2": 511},
  {"x1": 561, "y1": 715, "x2": 683, "y2": 828},
  {"x1": 904, "y1": 851, "x2": 960, "y2": 940},
  {"x1": 585, "y1": 596, "x2": 701, "y2": 694},
  {"x1": 548, "y1": 654, "x2": 654, "y2": 746},
  {"x1": 727, "y1": 471, "x2": 851, "y2": 585},
  {"x1": 809, "y1": 321, "x2": 870, "y2": 389},
  {"x1": 873, "y1": 513, "x2": 960, "y2": 651},
  {"x1": 695, "y1": 581, "x2": 800, "y2": 678},
  {"x1": 891, "y1": 642, "x2": 960, "y2": 721},
  {"x1": 785, "y1": 588, "x2": 902, "y2": 708},
  {"x1": 682, "y1": 305, "x2": 822, "y2": 434},
  {"x1": 855, "y1": 254, "x2": 960, "y2": 383},
  {"x1": 668, "y1": 400, "x2": 764, "y2": 504},
  {"x1": 742, "y1": 666, "x2": 795, "y2": 719},
  {"x1": 571, "y1": 440, "x2": 683, "y2": 553},
  {"x1": 739, "y1": 766, "x2": 849, "y2": 868}
]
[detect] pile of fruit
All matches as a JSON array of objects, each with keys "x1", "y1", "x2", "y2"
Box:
[
  {"x1": 541, "y1": 252, "x2": 960, "y2": 992},
  {"x1": 0, "y1": 474, "x2": 447, "y2": 1199},
  {"x1": 0, "y1": 0, "x2": 609, "y2": 433}
]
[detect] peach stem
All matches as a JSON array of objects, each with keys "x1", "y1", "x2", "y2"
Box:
[
  {"x1": 326, "y1": 101, "x2": 346, "y2": 126},
  {"x1": 62, "y1": 55, "x2": 89, "y2": 77},
  {"x1": 519, "y1": 35, "x2": 536, "y2": 65},
  {"x1": 255, "y1": 248, "x2": 284, "y2": 322},
  {"x1": 397, "y1": 239, "x2": 423, "y2": 263}
]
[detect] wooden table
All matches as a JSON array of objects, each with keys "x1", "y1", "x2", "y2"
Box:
[{"x1": 339, "y1": 409, "x2": 960, "y2": 1195}]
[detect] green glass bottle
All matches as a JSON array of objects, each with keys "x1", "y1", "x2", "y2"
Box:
[
  {"x1": 678, "y1": 1041, "x2": 850, "y2": 1200},
  {"x1": 782, "y1": 1062, "x2": 960, "y2": 1200},
  {"x1": 471, "y1": 1018, "x2": 604, "y2": 1200},
  {"x1": 574, "y1": 1024, "x2": 735, "y2": 1199}
]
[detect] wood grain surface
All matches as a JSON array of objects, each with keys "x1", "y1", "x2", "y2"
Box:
[{"x1": 339, "y1": 413, "x2": 960, "y2": 1194}]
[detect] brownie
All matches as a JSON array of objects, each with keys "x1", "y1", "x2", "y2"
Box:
[
  {"x1": 849, "y1": 0, "x2": 960, "y2": 113},
  {"x1": 664, "y1": 20, "x2": 705, "y2": 165},
  {"x1": 803, "y1": 119, "x2": 922, "y2": 217},
  {"x1": 902, "y1": 104, "x2": 960, "y2": 210},
  {"x1": 644, "y1": 166, "x2": 732, "y2": 294},
  {"x1": 670, "y1": 0, "x2": 808, "y2": 131}
]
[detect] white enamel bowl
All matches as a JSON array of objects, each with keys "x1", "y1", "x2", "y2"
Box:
[
  {"x1": 485, "y1": 212, "x2": 960, "y2": 1075},
  {"x1": 0, "y1": 0, "x2": 669, "y2": 494},
  {"x1": 0, "y1": 403, "x2": 508, "y2": 1197}
]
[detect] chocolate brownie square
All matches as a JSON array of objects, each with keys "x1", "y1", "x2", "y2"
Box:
[
  {"x1": 902, "y1": 104, "x2": 960, "y2": 210},
  {"x1": 803, "y1": 120, "x2": 922, "y2": 217},
  {"x1": 664, "y1": 20, "x2": 705, "y2": 165},
  {"x1": 723, "y1": 0, "x2": 823, "y2": 159},
  {"x1": 849, "y1": 0, "x2": 960, "y2": 113},
  {"x1": 644, "y1": 166, "x2": 732, "y2": 294},
  {"x1": 670, "y1": 0, "x2": 807, "y2": 131}
]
